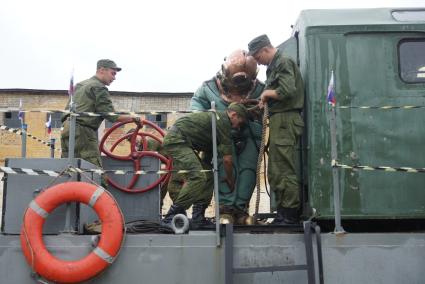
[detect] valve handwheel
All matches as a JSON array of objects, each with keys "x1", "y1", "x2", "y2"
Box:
[{"x1": 99, "y1": 119, "x2": 172, "y2": 193}]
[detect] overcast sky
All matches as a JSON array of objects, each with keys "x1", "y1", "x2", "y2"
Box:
[{"x1": 0, "y1": 0, "x2": 423, "y2": 93}]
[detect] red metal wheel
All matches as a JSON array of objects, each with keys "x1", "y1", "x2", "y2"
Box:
[{"x1": 99, "y1": 119, "x2": 171, "y2": 193}]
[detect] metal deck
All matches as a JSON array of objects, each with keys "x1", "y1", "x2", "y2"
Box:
[{"x1": 1, "y1": 229, "x2": 425, "y2": 284}]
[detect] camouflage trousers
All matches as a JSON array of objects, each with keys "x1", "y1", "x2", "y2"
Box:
[
  {"x1": 161, "y1": 131, "x2": 213, "y2": 210},
  {"x1": 60, "y1": 120, "x2": 102, "y2": 168},
  {"x1": 268, "y1": 111, "x2": 304, "y2": 209},
  {"x1": 162, "y1": 122, "x2": 262, "y2": 212}
]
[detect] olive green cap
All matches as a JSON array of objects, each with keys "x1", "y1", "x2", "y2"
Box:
[
  {"x1": 228, "y1": 102, "x2": 248, "y2": 120},
  {"x1": 97, "y1": 59, "x2": 122, "y2": 71},
  {"x1": 248, "y1": 34, "x2": 271, "y2": 56}
]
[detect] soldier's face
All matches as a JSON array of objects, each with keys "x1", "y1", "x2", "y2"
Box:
[
  {"x1": 253, "y1": 49, "x2": 267, "y2": 66},
  {"x1": 229, "y1": 112, "x2": 245, "y2": 129},
  {"x1": 99, "y1": 68, "x2": 117, "y2": 85}
]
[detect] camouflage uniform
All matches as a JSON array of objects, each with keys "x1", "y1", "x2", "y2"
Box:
[
  {"x1": 161, "y1": 111, "x2": 233, "y2": 210},
  {"x1": 190, "y1": 79, "x2": 265, "y2": 211},
  {"x1": 265, "y1": 51, "x2": 304, "y2": 209},
  {"x1": 61, "y1": 76, "x2": 118, "y2": 167}
]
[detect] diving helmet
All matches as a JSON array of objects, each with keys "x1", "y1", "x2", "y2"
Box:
[{"x1": 218, "y1": 49, "x2": 258, "y2": 94}]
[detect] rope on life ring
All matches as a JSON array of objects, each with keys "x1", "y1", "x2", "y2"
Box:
[{"x1": 20, "y1": 181, "x2": 125, "y2": 284}]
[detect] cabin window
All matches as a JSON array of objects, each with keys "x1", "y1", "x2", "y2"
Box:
[
  {"x1": 392, "y1": 10, "x2": 425, "y2": 22},
  {"x1": 146, "y1": 114, "x2": 167, "y2": 129},
  {"x1": 46, "y1": 112, "x2": 62, "y2": 129},
  {"x1": 398, "y1": 39, "x2": 425, "y2": 83}
]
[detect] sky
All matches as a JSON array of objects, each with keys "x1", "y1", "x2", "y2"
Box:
[{"x1": 0, "y1": 0, "x2": 423, "y2": 93}]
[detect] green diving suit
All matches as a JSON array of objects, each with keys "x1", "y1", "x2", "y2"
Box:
[{"x1": 190, "y1": 78, "x2": 265, "y2": 213}]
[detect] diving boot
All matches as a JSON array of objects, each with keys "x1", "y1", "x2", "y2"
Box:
[
  {"x1": 161, "y1": 204, "x2": 186, "y2": 229},
  {"x1": 233, "y1": 208, "x2": 256, "y2": 225},
  {"x1": 219, "y1": 205, "x2": 235, "y2": 224},
  {"x1": 271, "y1": 207, "x2": 299, "y2": 226},
  {"x1": 190, "y1": 204, "x2": 213, "y2": 229}
]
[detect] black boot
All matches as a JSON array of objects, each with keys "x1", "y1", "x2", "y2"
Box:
[
  {"x1": 271, "y1": 207, "x2": 285, "y2": 224},
  {"x1": 190, "y1": 204, "x2": 213, "y2": 229},
  {"x1": 271, "y1": 207, "x2": 299, "y2": 225},
  {"x1": 161, "y1": 204, "x2": 186, "y2": 227}
]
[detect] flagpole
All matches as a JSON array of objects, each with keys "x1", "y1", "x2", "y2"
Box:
[
  {"x1": 327, "y1": 70, "x2": 345, "y2": 234},
  {"x1": 19, "y1": 99, "x2": 27, "y2": 158},
  {"x1": 64, "y1": 71, "x2": 76, "y2": 233},
  {"x1": 46, "y1": 114, "x2": 54, "y2": 158},
  {"x1": 50, "y1": 138, "x2": 55, "y2": 158},
  {"x1": 21, "y1": 124, "x2": 27, "y2": 158},
  {"x1": 68, "y1": 70, "x2": 76, "y2": 163}
]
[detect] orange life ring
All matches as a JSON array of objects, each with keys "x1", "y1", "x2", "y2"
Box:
[{"x1": 20, "y1": 181, "x2": 124, "y2": 283}]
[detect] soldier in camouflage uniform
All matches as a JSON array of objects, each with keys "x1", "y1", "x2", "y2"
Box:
[
  {"x1": 190, "y1": 49, "x2": 265, "y2": 224},
  {"x1": 248, "y1": 35, "x2": 305, "y2": 225},
  {"x1": 61, "y1": 59, "x2": 142, "y2": 169},
  {"x1": 160, "y1": 103, "x2": 248, "y2": 227}
]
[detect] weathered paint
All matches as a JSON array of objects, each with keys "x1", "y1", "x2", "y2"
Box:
[
  {"x1": 283, "y1": 8, "x2": 425, "y2": 219},
  {"x1": 1, "y1": 232, "x2": 425, "y2": 283}
]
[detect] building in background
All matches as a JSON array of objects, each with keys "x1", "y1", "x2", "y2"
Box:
[{"x1": 0, "y1": 89, "x2": 192, "y2": 164}]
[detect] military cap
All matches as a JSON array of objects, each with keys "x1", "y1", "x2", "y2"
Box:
[
  {"x1": 248, "y1": 34, "x2": 271, "y2": 56},
  {"x1": 227, "y1": 102, "x2": 248, "y2": 120},
  {"x1": 97, "y1": 59, "x2": 122, "y2": 71}
]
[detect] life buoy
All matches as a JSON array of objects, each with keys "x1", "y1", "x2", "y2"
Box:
[{"x1": 20, "y1": 182, "x2": 124, "y2": 283}]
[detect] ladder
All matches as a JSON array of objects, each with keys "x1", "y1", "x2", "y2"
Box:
[{"x1": 223, "y1": 221, "x2": 324, "y2": 284}]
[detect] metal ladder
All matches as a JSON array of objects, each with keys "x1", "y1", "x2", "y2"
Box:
[{"x1": 223, "y1": 221, "x2": 324, "y2": 284}]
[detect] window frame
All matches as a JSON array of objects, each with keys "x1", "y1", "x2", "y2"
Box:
[
  {"x1": 4, "y1": 111, "x2": 24, "y2": 128},
  {"x1": 46, "y1": 112, "x2": 63, "y2": 129},
  {"x1": 397, "y1": 38, "x2": 425, "y2": 84},
  {"x1": 145, "y1": 113, "x2": 167, "y2": 129}
]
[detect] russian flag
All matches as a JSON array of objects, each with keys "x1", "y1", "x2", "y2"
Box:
[
  {"x1": 45, "y1": 114, "x2": 52, "y2": 135},
  {"x1": 68, "y1": 72, "x2": 74, "y2": 97},
  {"x1": 327, "y1": 71, "x2": 336, "y2": 107},
  {"x1": 18, "y1": 98, "x2": 24, "y2": 122}
]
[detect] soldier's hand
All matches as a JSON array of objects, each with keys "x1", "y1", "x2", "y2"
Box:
[
  {"x1": 133, "y1": 117, "x2": 142, "y2": 127},
  {"x1": 259, "y1": 94, "x2": 268, "y2": 109},
  {"x1": 258, "y1": 101, "x2": 263, "y2": 109}
]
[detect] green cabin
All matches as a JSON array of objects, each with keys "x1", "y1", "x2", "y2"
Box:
[{"x1": 280, "y1": 8, "x2": 425, "y2": 219}]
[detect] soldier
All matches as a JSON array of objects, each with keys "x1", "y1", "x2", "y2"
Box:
[
  {"x1": 248, "y1": 34, "x2": 305, "y2": 225},
  {"x1": 160, "y1": 103, "x2": 248, "y2": 227},
  {"x1": 61, "y1": 59, "x2": 142, "y2": 168},
  {"x1": 190, "y1": 49, "x2": 265, "y2": 224}
]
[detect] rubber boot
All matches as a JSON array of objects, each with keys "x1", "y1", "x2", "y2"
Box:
[
  {"x1": 271, "y1": 207, "x2": 299, "y2": 225},
  {"x1": 161, "y1": 204, "x2": 186, "y2": 228},
  {"x1": 190, "y1": 204, "x2": 213, "y2": 229}
]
